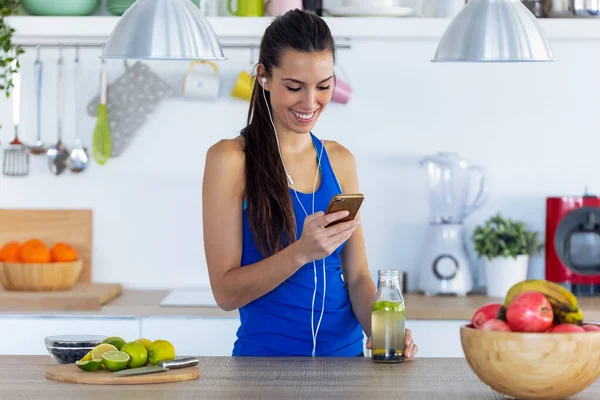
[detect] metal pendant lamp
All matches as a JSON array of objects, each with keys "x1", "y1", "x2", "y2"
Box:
[
  {"x1": 432, "y1": 0, "x2": 556, "y2": 63},
  {"x1": 102, "y1": 0, "x2": 226, "y2": 61}
]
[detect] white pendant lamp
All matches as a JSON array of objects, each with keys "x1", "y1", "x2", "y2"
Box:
[
  {"x1": 102, "y1": 0, "x2": 226, "y2": 61},
  {"x1": 432, "y1": 0, "x2": 556, "y2": 63}
]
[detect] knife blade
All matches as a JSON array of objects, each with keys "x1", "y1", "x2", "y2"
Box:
[{"x1": 114, "y1": 357, "x2": 200, "y2": 377}]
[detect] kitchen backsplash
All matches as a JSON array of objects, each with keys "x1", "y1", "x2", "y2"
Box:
[{"x1": 1, "y1": 22, "x2": 598, "y2": 291}]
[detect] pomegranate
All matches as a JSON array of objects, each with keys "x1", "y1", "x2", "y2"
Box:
[
  {"x1": 506, "y1": 291, "x2": 554, "y2": 332},
  {"x1": 481, "y1": 319, "x2": 512, "y2": 332},
  {"x1": 550, "y1": 324, "x2": 586, "y2": 333},
  {"x1": 471, "y1": 303, "x2": 503, "y2": 329},
  {"x1": 583, "y1": 324, "x2": 600, "y2": 332}
]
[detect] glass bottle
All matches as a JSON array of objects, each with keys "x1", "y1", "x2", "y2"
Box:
[{"x1": 371, "y1": 269, "x2": 406, "y2": 363}]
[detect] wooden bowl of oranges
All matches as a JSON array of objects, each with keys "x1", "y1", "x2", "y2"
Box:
[{"x1": 0, "y1": 239, "x2": 83, "y2": 291}]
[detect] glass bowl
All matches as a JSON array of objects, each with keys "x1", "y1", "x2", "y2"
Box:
[{"x1": 44, "y1": 335, "x2": 107, "y2": 364}]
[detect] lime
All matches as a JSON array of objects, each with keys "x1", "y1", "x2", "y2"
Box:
[
  {"x1": 121, "y1": 341, "x2": 148, "y2": 368},
  {"x1": 135, "y1": 338, "x2": 152, "y2": 350},
  {"x1": 91, "y1": 343, "x2": 118, "y2": 360},
  {"x1": 372, "y1": 301, "x2": 404, "y2": 313},
  {"x1": 76, "y1": 359, "x2": 103, "y2": 372},
  {"x1": 80, "y1": 350, "x2": 93, "y2": 362},
  {"x1": 102, "y1": 350, "x2": 130, "y2": 372},
  {"x1": 102, "y1": 336, "x2": 126, "y2": 350},
  {"x1": 147, "y1": 340, "x2": 176, "y2": 365}
]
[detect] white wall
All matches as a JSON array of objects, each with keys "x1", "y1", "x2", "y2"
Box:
[{"x1": 1, "y1": 11, "x2": 599, "y2": 291}]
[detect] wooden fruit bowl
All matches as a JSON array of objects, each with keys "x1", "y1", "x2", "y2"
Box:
[
  {"x1": 460, "y1": 324, "x2": 600, "y2": 400},
  {"x1": 0, "y1": 260, "x2": 83, "y2": 291}
]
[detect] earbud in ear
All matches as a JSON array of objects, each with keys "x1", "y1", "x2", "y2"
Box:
[{"x1": 261, "y1": 77, "x2": 267, "y2": 88}]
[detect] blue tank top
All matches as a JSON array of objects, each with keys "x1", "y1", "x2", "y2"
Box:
[{"x1": 232, "y1": 133, "x2": 364, "y2": 357}]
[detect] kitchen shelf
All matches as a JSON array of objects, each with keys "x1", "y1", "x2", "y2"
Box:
[{"x1": 8, "y1": 16, "x2": 600, "y2": 46}]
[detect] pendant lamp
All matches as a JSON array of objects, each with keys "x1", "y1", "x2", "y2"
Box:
[
  {"x1": 432, "y1": 0, "x2": 555, "y2": 63},
  {"x1": 102, "y1": 0, "x2": 226, "y2": 61}
]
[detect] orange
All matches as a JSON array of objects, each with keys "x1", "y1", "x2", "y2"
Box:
[
  {"x1": 0, "y1": 241, "x2": 21, "y2": 262},
  {"x1": 19, "y1": 239, "x2": 51, "y2": 263},
  {"x1": 50, "y1": 242, "x2": 78, "y2": 262}
]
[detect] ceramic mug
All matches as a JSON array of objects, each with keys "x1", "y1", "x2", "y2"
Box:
[
  {"x1": 266, "y1": 0, "x2": 303, "y2": 15},
  {"x1": 332, "y1": 76, "x2": 352, "y2": 104},
  {"x1": 228, "y1": 0, "x2": 264, "y2": 16},
  {"x1": 231, "y1": 70, "x2": 255, "y2": 101},
  {"x1": 182, "y1": 60, "x2": 221, "y2": 100}
]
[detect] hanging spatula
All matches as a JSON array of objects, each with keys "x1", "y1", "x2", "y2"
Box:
[
  {"x1": 92, "y1": 57, "x2": 111, "y2": 166},
  {"x1": 3, "y1": 59, "x2": 30, "y2": 177}
]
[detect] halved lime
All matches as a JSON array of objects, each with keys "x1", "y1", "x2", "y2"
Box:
[
  {"x1": 76, "y1": 359, "x2": 103, "y2": 372},
  {"x1": 372, "y1": 300, "x2": 405, "y2": 313},
  {"x1": 91, "y1": 343, "x2": 118, "y2": 360},
  {"x1": 102, "y1": 350, "x2": 130, "y2": 372}
]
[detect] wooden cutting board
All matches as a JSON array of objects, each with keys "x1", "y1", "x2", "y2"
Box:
[
  {"x1": 0, "y1": 283, "x2": 122, "y2": 311},
  {"x1": 46, "y1": 364, "x2": 200, "y2": 385},
  {"x1": 0, "y1": 209, "x2": 93, "y2": 283}
]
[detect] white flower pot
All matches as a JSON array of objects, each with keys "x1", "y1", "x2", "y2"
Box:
[{"x1": 484, "y1": 255, "x2": 529, "y2": 298}]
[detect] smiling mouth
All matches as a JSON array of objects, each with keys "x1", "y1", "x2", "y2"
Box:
[{"x1": 290, "y1": 110, "x2": 318, "y2": 122}]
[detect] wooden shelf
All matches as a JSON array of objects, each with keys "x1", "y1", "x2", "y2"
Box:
[{"x1": 8, "y1": 16, "x2": 600, "y2": 46}]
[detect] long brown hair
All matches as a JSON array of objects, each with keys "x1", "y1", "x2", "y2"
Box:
[{"x1": 242, "y1": 10, "x2": 336, "y2": 258}]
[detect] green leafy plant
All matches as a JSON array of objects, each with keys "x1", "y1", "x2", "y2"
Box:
[
  {"x1": 472, "y1": 212, "x2": 544, "y2": 261},
  {"x1": 0, "y1": 0, "x2": 24, "y2": 99}
]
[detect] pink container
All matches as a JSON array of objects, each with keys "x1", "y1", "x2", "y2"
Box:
[
  {"x1": 332, "y1": 77, "x2": 352, "y2": 104},
  {"x1": 265, "y1": 0, "x2": 303, "y2": 15}
]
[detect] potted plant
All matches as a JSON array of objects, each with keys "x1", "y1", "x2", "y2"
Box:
[
  {"x1": 472, "y1": 213, "x2": 544, "y2": 298},
  {"x1": 0, "y1": 0, "x2": 24, "y2": 127}
]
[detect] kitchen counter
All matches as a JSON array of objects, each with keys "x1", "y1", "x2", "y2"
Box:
[
  {"x1": 2, "y1": 290, "x2": 600, "y2": 321},
  {"x1": 5, "y1": 355, "x2": 599, "y2": 399}
]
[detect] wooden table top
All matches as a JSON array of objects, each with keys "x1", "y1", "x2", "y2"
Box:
[{"x1": 3, "y1": 355, "x2": 600, "y2": 399}]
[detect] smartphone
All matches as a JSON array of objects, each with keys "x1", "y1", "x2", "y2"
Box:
[{"x1": 324, "y1": 193, "x2": 364, "y2": 228}]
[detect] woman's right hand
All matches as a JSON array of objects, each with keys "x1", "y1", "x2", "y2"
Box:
[{"x1": 295, "y1": 210, "x2": 361, "y2": 264}]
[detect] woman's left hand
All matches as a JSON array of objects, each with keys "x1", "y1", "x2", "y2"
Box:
[{"x1": 365, "y1": 328, "x2": 418, "y2": 361}]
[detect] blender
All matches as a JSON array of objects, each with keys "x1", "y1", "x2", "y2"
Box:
[{"x1": 417, "y1": 152, "x2": 488, "y2": 296}]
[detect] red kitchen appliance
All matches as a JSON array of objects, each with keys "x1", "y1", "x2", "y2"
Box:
[{"x1": 546, "y1": 191, "x2": 600, "y2": 295}]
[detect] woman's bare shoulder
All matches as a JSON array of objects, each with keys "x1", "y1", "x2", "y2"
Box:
[{"x1": 206, "y1": 136, "x2": 245, "y2": 167}]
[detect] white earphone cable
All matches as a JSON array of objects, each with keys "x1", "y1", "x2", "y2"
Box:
[{"x1": 261, "y1": 78, "x2": 326, "y2": 357}]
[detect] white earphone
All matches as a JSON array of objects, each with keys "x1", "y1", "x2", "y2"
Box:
[{"x1": 260, "y1": 75, "x2": 326, "y2": 357}]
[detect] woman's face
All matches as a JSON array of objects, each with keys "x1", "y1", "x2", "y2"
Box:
[{"x1": 263, "y1": 48, "x2": 334, "y2": 135}]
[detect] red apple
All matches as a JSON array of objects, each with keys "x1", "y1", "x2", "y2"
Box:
[
  {"x1": 471, "y1": 303, "x2": 503, "y2": 329},
  {"x1": 583, "y1": 324, "x2": 600, "y2": 332},
  {"x1": 550, "y1": 323, "x2": 586, "y2": 333},
  {"x1": 506, "y1": 291, "x2": 554, "y2": 332},
  {"x1": 481, "y1": 319, "x2": 512, "y2": 332}
]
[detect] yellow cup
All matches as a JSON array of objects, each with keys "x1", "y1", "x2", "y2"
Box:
[{"x1": 231, "y1": 70, "x2": 255, "y2": 101}]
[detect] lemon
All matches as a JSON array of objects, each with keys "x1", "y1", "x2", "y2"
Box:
[
  {"x1": 147, "y1": 340, "x2": 176, "y2": 365},
  {"x1": 135, "y1": 338, "x2": 152, "y2": 350},
  {"x1": 102, "y1": 336, "x2": 126, "y2": 351},
  {"x1": 121, "y1": 341, "x2": 148, "y2": 368},
  {"x1": 102, "y1": 350, "x2": 130, "y2": 372},
  {"x1": 80, "y1": 350, "x2": 93, "y2": 362},
  {"x1": 91, "y1": 343, "x2": 118, "y2": 360},
  {"x1": 76, "y1": 359, "x2": 103, "y2": 372}
]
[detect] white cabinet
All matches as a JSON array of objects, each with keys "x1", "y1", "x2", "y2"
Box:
[
  {"x1": 141, "y1": 317, "x2": 240, "y2": 357},
  {"x1": 406, "y1": 320, "x2": 469, "y2": 358},
  {"x1": 0, "y1": 316, "x2": 140, "y2": 355}
]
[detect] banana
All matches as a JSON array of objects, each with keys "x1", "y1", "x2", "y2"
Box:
[{"x1": 500, "y1": 279, "x2": 584, "y2": 326}]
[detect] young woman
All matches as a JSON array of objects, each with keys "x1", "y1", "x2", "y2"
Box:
[{"x1": 202, "y1": 9, "x2": 418, "y2": 360}]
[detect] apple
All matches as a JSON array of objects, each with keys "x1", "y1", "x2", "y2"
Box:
[
  {"x1": 583, "y1": 324, "x2": 600, "y2": 332},
  {"x1": 471, "y1": 303, "x2": 503, "y2": 329},
  {"x1": 550, "y1": 323, "x2": 586, "y2": 333},
  {"x1": 481, "y1": 319, "x2": 512, "y2": 332},
  {"x1": 506, "y1": 291, "x2": 554, "y2": 332}
]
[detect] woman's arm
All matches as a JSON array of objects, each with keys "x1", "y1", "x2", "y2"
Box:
[
  {"x1": 202, "y1": 139, "x2": 357, "y2": 312},
  {"x1": 326, "y1": 142, "x2": 376, "y2": 337}
]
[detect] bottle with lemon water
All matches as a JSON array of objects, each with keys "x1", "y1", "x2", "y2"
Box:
[{"x1": 371, "y1": 269, "x2": 405, "y2": 363}]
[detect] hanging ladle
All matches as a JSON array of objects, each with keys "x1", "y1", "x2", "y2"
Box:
[
  {"x1": 69, "y1": 45, "x2": 89, "y2": 173},
  {"x1": 46, "y1": 44, "x2": 69, "y2": 175}
]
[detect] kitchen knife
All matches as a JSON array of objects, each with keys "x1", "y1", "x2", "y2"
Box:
[{"x1": 114, "y1": 357, "x2": 200, "y2": 377}]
